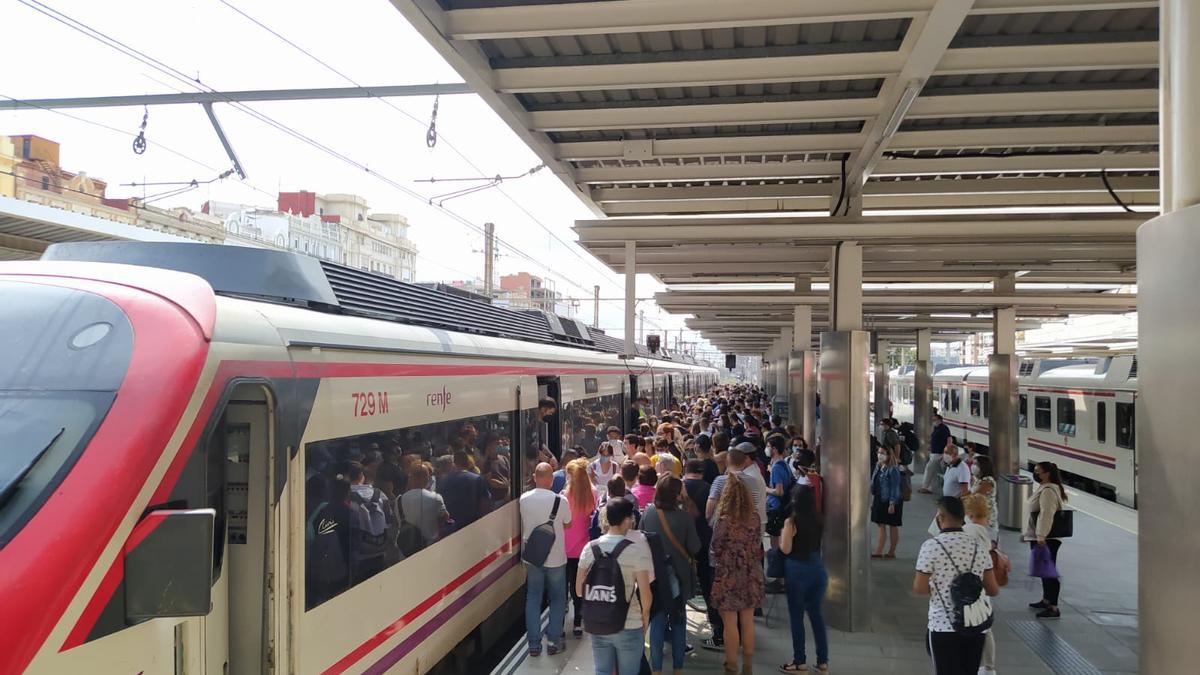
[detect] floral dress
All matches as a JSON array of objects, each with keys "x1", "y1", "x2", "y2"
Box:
[{"x1": 710, "y1": 513, "x2": 765, "y2": 612}]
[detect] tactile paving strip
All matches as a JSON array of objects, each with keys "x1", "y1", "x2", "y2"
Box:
[{"x1": 1009, "y1": 620, "x2": 1104, "y2": 675}]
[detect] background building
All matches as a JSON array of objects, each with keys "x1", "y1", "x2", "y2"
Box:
[
  {"x1": 497, "y1": 271, "x2": 566, "y2": 314},
  {"x1": 4, "y1": 134, "x2": 223, "y2": 243}
]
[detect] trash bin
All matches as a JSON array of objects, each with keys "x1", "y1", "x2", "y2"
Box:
[{"x1": 998, "y1": 474, "x2": 1033, "y2": 531}]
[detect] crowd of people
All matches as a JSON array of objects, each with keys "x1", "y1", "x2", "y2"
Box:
[
  {"x1": 519, "y1": 383, "x2": 1073, "y2": 675},
  {"x1": 520, "y1": 384, "x2": 827, "y2": 675}
]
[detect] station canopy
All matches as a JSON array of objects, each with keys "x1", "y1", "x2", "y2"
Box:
[{"x1": 394, "y1": 0, "x2": 1151, "y2": 354}]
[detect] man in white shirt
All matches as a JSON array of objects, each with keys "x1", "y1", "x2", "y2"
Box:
[
  {"x1": 941, "y1": 446, "x2": 971, "y2": 499},
  {"x1": 605, "y1": 426, "x2": 627, "y2": 463},
  {"x1": 520, "y1": 463, "x2": 572, "y2": 656},
  {"x1": 705, "y1": 443, "x2": 768, "y2": 531},
  {"x1": 914, "y1": 497, "x2": 999, "y2": 674}
]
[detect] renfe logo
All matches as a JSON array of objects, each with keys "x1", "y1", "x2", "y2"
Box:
[
  {"x1": 427, "y1": 386, "x2": 452, "y2": 411},
  {"x1": 585, "y1": 585, "x2": 617, "y2": 603}
]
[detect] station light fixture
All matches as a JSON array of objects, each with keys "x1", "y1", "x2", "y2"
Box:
[{"x1": 880, "y1": 79, "x2": 924, "y2": 142}]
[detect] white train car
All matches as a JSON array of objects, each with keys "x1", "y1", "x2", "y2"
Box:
[
  {"x1": 0, "y1": 242, "x2": 717, "y2": 675},
  {"x1": 890, "y1": 357, "x2": 1137, "y2": 507}
]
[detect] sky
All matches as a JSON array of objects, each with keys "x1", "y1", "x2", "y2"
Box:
[{"x1": 1, "y1": 0, "x2": 719, "y2": 357}]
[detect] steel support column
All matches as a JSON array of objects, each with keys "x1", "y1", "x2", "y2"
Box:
[
  {"x1": 914, "y1": 329, "x2": 933, "y2": 460},
  {"x1": 776, "y1": 327, "x2": 793, "y2": 414},
  {"x1": 1139, "y1": 1, "x2": 1200, "y2": 670},
  {"x1": 623, "y1": 241, "x2": 636, "y2": 356},
  {"x1": 820, "y1": 241, "x2": 869, "y2": 632},
  {"x1": 989, "y1": 305, "x2": 1021, "y2": 528},
  {"x1": 874, "y1": 339, "x2": 890, "y2": 430}
]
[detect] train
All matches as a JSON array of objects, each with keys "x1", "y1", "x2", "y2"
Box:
[
  {"x1": 888, "y1": 356, "x2": 1137, "y2": 507},
  {"x1": 0, "y1": 242, "x2": 717, "y2": 675}
]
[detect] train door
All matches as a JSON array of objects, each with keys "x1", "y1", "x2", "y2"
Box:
[
  {"x1": 627, "y1": 375, "x2": 638, "y2": 433},
  {"x1": 202, "y1": 383, "x2": 277, "y2": 675},
  {"x1": 667, "y1": 374, "x2": 675, "y2": 409},
  {"x1": 537, "y1": 376, "x2": 562, "y2": 459}
]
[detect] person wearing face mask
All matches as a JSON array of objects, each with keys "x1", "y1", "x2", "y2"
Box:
[
  {"x1": 1024, "y1": 461, "x2": 1068, "y2": 619},
  {"x1": 588, "y1": 441, "x2": 618, "y2": 497},
  {"x1": 941, "y1": 445, "x2": 971, "y2": 499},
  {"x1": 870, "y1": 447, "x2": 904, "y2": 559}
]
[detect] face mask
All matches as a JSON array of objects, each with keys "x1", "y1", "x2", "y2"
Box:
[
  {"x1": 971, "y1": 463, "x2": 980, "y2": 477},
  {"x1": 877, "y1": 453, "x2": 888, "y2": 462}
]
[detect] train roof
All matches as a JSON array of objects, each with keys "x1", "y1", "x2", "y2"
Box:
[{"x1": 40, "y1": 242, "x2": 711, "y2": 369}]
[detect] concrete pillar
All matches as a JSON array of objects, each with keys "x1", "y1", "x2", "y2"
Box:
[
  {"x1": 623, "y1": 241, "x2": 636, "y2": 356},
  {"x1": 820, "y1": 240, "x2": 869, "y2": 632},
  {"x1": 1139, "y1": 2, "x2": 1200, "y2": 670},
  {"x1": 914, "y1": 329, "x2": 933, "y2": 458},
  {"x1": 874, "y1": 339, "x2": 890, "y2": 431}
]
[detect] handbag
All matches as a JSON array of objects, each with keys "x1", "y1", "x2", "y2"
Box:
[
  {"x1": 657, "y1": 512, "x2": 698, "y2": 599},
  {"x1": 1029, "y1": 543, "x2": 1059, "y2": 579},
  {"x1": 766, "y1": 547, "x2": 786, "y2": 579},
  {"x1": 990, "y1": 548, "x2": 1010, "y2": 587},
  {"x1": 1029, "y1": 508, "x2": 1074, "y2": 539}
]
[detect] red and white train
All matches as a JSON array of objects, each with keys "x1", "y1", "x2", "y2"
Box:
[
  {"x1": 890, "y1": 357, "x2": 1137, "y2": 507},
  {"x1": 0, "y1": 242, "x2": 716, "y2": 675}
]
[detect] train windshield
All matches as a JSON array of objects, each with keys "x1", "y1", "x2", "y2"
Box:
[{"x1": 0, "y1": 281, "x2": 132, "y2": 548}]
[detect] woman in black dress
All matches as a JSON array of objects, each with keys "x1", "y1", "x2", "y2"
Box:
[{"x1": 870, "y1": 447, "x2": 904, "y2": 558}]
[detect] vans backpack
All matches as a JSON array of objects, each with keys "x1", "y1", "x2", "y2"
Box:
[
  {"x1": 582, "y1": 539, "x2": 634, "y2": 635},
  {"x1": 521, "y1": 496, "x2": 562, "y2": 566},
  {"x1": 932, "y1": 538, "x2": 994, "y2": 634}
]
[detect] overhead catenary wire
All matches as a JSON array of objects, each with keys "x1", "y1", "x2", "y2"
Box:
[
  {"x1": 1100, "y1": 168, "x2": 1136, "y2": 213},
  {"x1": 214, "y1": 0, "x2": 629, "y2": 294},
  {"x1": 20, "y1": 1, "x2": 642, "y2": 321}
]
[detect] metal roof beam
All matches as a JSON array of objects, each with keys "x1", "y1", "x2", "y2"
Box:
[
  {"x1": 576, "y1": 161, "x2": 844, "y2": 184},
  {"x1": 561, "y1": 125, "x2": 1156, "y2": 162},
  {"x1": 498, "y1": 41, "x2": 1155, "y2": 95},
  {"x1": 530, "y1": 98, "x2": 880, "y2": 132},
  {"x1": 575, "y1": 213, "x2": 1145, "y2": 243},
  {"x1": 445, "y1": 0, "x2": 935, "y2": 41},
  {"x1": 907, "y1": 88, "x2": 1157, "y2": 118}
]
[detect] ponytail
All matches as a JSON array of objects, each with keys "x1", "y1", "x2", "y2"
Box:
[{"x1": 1035, "y1": 461, "x2": 1068, "y2": 503}]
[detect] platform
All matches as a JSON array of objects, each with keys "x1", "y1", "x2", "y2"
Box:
[{"x1": 505, "y1": 472, "x2": 1136, "y2": 675}]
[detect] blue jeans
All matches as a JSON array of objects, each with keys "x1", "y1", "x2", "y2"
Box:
[
  {"x1": 784, "y1": 554, "x2": 830, "y2": 666},
  {"x1": 590, "y1": 627, "x2": 645, "y2": 675},
  {"x1": 649, "y1": 610, "x2": 687, "y2": 670},
  {"x1": 525, "y1": 563, "x2": 567, "y2": 650}
]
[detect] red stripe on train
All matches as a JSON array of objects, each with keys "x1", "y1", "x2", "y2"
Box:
[{"x1": 323, "y1": 537, "x2": 521, "y2": 675}]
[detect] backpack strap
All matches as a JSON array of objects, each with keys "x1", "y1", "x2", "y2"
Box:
[
  {"x1": 548, "y1": 495, "x2": 561, "y2": 523},
  {"x1": 609, "y1": 538, "x2": 633, "y2": 559}
]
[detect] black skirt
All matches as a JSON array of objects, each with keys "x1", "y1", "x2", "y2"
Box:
[{"x1": 870, "y1": 497, "x2": 903, "y2": 526}]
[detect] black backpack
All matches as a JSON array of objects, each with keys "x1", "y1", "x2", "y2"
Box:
[
  {"x1": 582, "y1": 539, "x2": 634, "y2": 635},
  {"x1": 308, "y1": 503, "x2": 349, "y2": 588},
  {"x1": 395, "y1": 496, "x2": 425, "y2": 558},
  {"x1": 932, "y1": 538, "x2": 993, "y2": 634},
  {"x1": 521, "y1": 496, "x2": 562, "y2": 566}
]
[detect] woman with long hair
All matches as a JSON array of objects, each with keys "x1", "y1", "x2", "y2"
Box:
[
  {"x1": 971, "y1": 455, "x2": 999, "y2": 543},
  {"x1": 869, "y1": 446, "x2": 903, "y2": 559},
  {"x1": 1025, "y1": 461, "x2": 1068, "y2": 619},
  {"x1": 778, "y1": 485, "x2": 829, "y2": 673},
  {"x1": 642, "y1": 475, "x2": 700, "y2": 675},
  {"x1": 711, "y1": 474, "x2": 765, "y2": 674},
  {"x1": 563, "y1": 458, "x2": 599, "y2": 637}
]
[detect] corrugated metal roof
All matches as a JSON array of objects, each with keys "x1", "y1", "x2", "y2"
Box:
[
  {"x1": 923, "y1": 68, "x2": 1158, "y2": 96},
  {"x1": 899, "y1": 112, "x2": 1157, "y2": 132},
  {"x1": 518, "y1": 77, "x2": 883, "y2": 112},
  {"x1": 548, "y1": 120, "x2": 865, "y2": 143},
  {"x1": 952, "y1": 8, "x2": 1157, "y2": 47},
  {"x1": 482, "y1": 18, "x2": 911, "y2": 68}
]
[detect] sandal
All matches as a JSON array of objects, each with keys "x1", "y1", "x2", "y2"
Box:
[
  {"x1": 870, "y1": 553, "x2": 884, "y2": 559},
  {"x1": 883, "y1": 553, "x2": 896, "y2": 559},
  {"x1": 779, "y1": 663, "x2": 809, "y2": 673},
  {"x1": 817, "y1": 665, "x2": 830, "y2": 673}
]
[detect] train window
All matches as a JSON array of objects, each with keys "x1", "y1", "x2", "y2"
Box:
[
  {"x1": 1056, "y1": 398, "x2": 1076, "y2": 436},
  {"x1": 1019, "y1": 395, "x2": 1027, "y2": 428},
  {"x1": 1116, "y1": 402, "x2": 1135, "y2": 449},
  {"x1": 303, "y1": 409, "x2": 517, "y2": 611},
  {"x1": 1097, "y1": 402, "x2": 1107, "y2": 444},
  {"x1": 1034, "y1": 396, "x2": 1051, "y2": 431},
  {"x1": 560, "y1": 393, "x2": 624, "y2": 458},
  {"x1": 969, "y1": 391, "x2": 981, "y2": 417},
  {"x1": 983, "y1": 392, "x2": 990, "y2": 419},
  {"x1": 950, "y1": 389, "x2": 961, "y2": 413}
]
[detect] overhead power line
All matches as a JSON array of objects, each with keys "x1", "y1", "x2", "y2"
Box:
[{"x1": 215, "y1": 0, "x2": 627, "y2": 294}]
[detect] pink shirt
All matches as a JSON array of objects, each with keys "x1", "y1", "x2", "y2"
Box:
[
  {"x1": 563, "y1": 487, "x2": 599, "y2": 558},
  {"x1": 631, "y1": 484, "x2": 656, "y2": 510}
]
